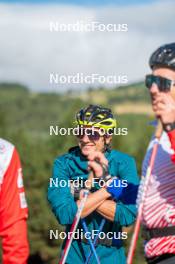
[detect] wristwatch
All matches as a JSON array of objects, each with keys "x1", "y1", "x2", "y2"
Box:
[
  {"x1": 99, "y1": 163, "x2": 111, "y2": 182},
  {"x1": 163, "y1": 122, "x2": 175, "y2": 132}
]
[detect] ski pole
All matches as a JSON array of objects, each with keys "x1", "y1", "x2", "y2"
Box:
[
  {"x1": 85, "y1": 162, "x2": 110, "y2": 264},
  {"x1": 127, "y1": 121, "x2": 162, "y2": 264},
  {"x1": 59, "y1": 189, "x2": 89, "y2": 264},
  {"x1": 81, "y1": 219, "x2": 101, "y2": 264},
  {"x1": 85, "y1": 218, "x2": 106, "y2": 264}
]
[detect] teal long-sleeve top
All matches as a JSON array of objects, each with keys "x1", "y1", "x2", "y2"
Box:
[{"x1": 48, "y1": 147, "x2": 139, "y2": 264}]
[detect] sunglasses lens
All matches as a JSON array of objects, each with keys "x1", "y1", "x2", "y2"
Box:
[
  {"x1": 145, "y1": 75, "x2": 171, "y2": 92},
  {"x1": 145, "y1": 75, "x2": 153, "y2": 89},
  {"x1": 76, "y1": 128, "x2": 101, "y2": 141},
  {"x1": 75, "y1": 128, "x2": 85, "y2": 138},
  {"x1": 79, "y1": 129, "x2": 100, "y2": 141},
  {"x1": 160, "y1": 78, "x2": 171, "y2": 92},
  {"x1": 88, "y1": 131, "x2": 101, "y2": 141}
]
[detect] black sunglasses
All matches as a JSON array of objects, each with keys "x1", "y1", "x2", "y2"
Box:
[
  {"x1": 145, "y1": 74, "x2": 175, "y2": 92},
  {"x1": 75, "y1": 128, "x2": 102, "y2": 141}
]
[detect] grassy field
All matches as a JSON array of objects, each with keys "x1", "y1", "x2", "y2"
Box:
[{"x1": 0, "y1": 83, "x2": 153, "y2": 263}]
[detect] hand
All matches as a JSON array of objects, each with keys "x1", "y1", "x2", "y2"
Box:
[
  {"x1": 87, "y1": 151, "x2": 108, "y2": 178},
  {"x1": 152, "y1": 92, "x2": 175, "y2": 124}
]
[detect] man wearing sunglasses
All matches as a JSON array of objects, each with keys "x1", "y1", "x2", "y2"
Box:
[
  {"x1": 48, "y1": 104, "x2": 139, "y2": 264},
  {"x1": 140, "y1": 43, "x2": 175, "y2": 264}
]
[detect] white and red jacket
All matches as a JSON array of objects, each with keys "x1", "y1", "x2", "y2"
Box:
[
  {"x1": 168, "y1": 130, "x2": 175, "y2": 162},
  {"x1": 0, "y1": 138, "x2": 29, "y2": 264},
  {"x1": 139, "y1": 129, "x2": 175, "y2": 258}
]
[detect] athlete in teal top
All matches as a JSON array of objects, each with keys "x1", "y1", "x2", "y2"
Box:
[{"x1": 48, "y1": 105, "x2": 139, "y2": 264}]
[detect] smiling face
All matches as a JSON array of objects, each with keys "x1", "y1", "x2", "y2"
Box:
[{"x1": 77, "y1": 126, "x2": 112, "y2": 156}]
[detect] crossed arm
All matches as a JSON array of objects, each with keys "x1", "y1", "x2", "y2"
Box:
[
  {"x1": 76, "y1": 155, "x2": 117, "y2": 222},
  {"x1": 49, "y1": 152, "x2": 138, "y2": 226},
  {"x1": 77, "y1": 188, "x2": 116, "y2": 221}
]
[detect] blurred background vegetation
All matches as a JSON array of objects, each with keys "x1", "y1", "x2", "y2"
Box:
[{"x1": 0, "y1": 83, "x2": 154, "y2": 264}]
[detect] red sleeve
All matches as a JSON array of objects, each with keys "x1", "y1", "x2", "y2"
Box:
[
  {"x1": 0, "y1": 148, "x2": 29, "y2": 264},
  {"x1": 168, "y1": 129, "x2": 175, "y2": 163}
]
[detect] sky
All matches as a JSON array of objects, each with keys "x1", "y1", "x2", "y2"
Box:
[
  {"x1": 0, "y1": 0, "x2": 157, "y2": 5},
  {"x1": 0, "y1": 0, "x2": 174, "y2": 92}
]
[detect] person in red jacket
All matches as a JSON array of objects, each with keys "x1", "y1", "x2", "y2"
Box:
[{"x1": 0, "y1": 138, "x2": 29, "y2": 264}]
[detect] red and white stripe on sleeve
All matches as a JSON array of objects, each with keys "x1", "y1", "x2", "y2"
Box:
[
  {"x1": 140, "y1": 132, "x2": 175, "y2": 258},
  {"x1": 168, "y1": 129, "x2": 175, "y2": 163}
]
